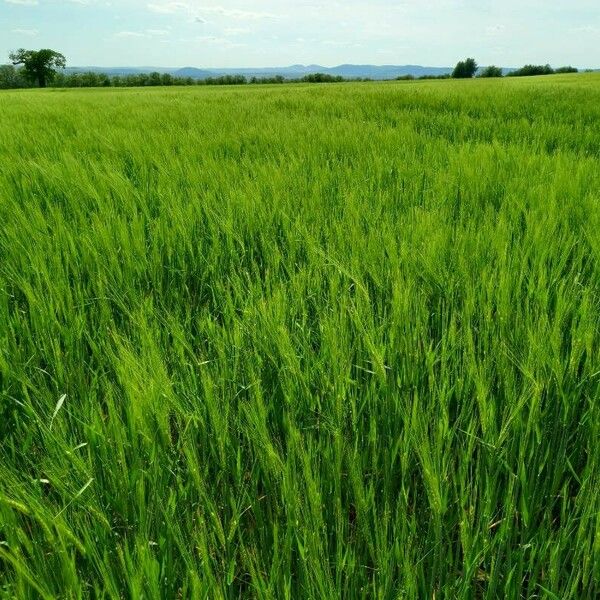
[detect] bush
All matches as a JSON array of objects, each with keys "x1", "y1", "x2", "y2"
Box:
[
  {"x1": 301, "y1": 73, "x2": 344, "y2": 83},
  {"x1": 555, "y1": 66, "x2": 579, "y2": 74},
  {"x1": 418, "y1": 74, "x2": 451, "y2": 80},
  {"x1": 250, "y1": 75, "x2": 286, "y2": 84},
  {"x1": 507, "y1": 64, "x2": 555, "y2": 77},
  {"x1": 202, "y1": 75, "x2": 247, "y2": 85},
  {"x1": 478, "y1": 65, "x2": 503, "y2": 78}
]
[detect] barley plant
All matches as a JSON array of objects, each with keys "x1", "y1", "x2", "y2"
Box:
[{"x1": 1, "y1": 74, "x2": 599, "y2": 598}]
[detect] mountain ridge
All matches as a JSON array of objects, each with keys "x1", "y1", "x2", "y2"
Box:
[{"x1": 64, "y1": 64, "x2": 456, "y2": 80}]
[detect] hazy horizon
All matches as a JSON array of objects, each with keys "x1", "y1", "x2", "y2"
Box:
[
  {"x1": 2, "y1": 1, "x2": 599, "y2": 69},
  {"x1": 58, "y1": 62, "x2": 498, "y2": 70}
]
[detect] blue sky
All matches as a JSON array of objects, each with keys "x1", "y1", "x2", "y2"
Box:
[{"x1": 2, "y1": 0, "x2": 599, "y2": 68}]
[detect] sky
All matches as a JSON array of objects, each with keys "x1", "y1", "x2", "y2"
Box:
[{"x1": 1, "y1": 0, "x2": 599, "y2": 68}]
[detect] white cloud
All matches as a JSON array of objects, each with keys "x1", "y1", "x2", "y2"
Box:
[
  {"x1": 224, "y1": 27, "x2": 251, "y2": 36},
  {"x1": 197, "y1": 6, "x2": 278, "y2": 20},
  {"x1": 115, "y1": 28, "x2": 171, "y2": 38},
  {"x1": 147, "y1": 1, "x2": 188, "y2": 14},
  {"x1": 4, "y1": 0, "x2": 39, "y2": 5},
  {"x1": 11, "y1": 27, "x2": 39, "y2": 35},
  {"x1": 323, "y1": 40, "x2": 360, "y2": 47},
  {"x1": 485, "y1": 24, "x2": 505, "y2": 36},
  {"x1": 115, "y1": 30, "x2": 147, "y2": 37},
  {"x1": 570, "y1": 25, "x2": 600, "y2": 33},
  {"x1": 147, "y1": 2, "x2": 278, "y2": 20},
  {"x1": 197, "y1": 35, "x2": 245, "y2": 48}
]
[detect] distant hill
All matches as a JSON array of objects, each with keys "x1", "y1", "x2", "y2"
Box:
[
  {"x1": 65, "y1": 64, "x2": 455, "y2": 80},
  {"x1": 53, "y1": 64, "x2": 600, "y2": 81}
]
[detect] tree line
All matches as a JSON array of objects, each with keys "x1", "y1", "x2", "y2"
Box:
[
  {"x1": 0, "y1": 49, "x2": 586, "y2": 91},
  {"x1": 0, "y1": 68, "x2": 358, "y2": 89},
  {"x1": 449, "y1": 58, "x2": 579, "y2": 79},
  {"x1": 398, "y1": 59, "x2": 580, "y2": 81}
]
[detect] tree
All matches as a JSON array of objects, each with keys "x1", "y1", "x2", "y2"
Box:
[
  {"x1": 0, "y1": 64, "x2": 30, "y2": 89},
  {"x1": 160, "y1": 73, "x2": 174, "y2": 86},
  {"x1": 302, "y1": 73, "x2": 344, "y2": 83},
  {"x1": 478, "y1": 65, "x2": 503, "y2": 78},
  {"x1": 9, "y1": 48, "x2": 66, "y2": 88},
  {"x1": 555, "y1": 66, "x2": 578, "y2": 74},
  {"x1": 147, "y1": 71, "x2": 162, "y2": 86},
  {"x1": 507, "y1": 64, "x2": 554, "y2": 77},
  {"x1": 452, "y1": 58, "x2": 478, "y2": 79}
]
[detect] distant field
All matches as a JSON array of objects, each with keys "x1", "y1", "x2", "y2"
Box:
[{"x1": 1, "y1": 75, "x2": 599, "y2": 598}]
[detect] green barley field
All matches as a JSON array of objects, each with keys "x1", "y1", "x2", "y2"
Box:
[{"x1": 1, "y1": 74, "x2": 599, "y2": 599}]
